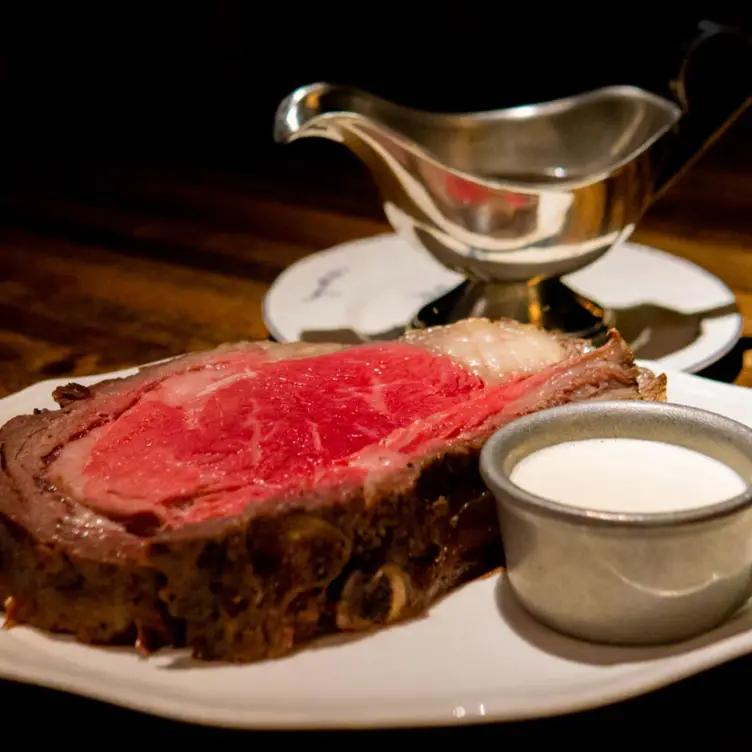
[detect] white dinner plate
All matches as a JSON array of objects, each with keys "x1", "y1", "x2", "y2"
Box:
[
  {"x1": 1, "y1": 363, "x2": 752, "y2": 728},
  {"x1": 263, "y1": 233, "x2": 742, "y2": 374}
]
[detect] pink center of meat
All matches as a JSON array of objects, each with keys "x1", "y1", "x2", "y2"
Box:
[{"x1": 52, "y1": 343, "x2": 510, "y2": 529}]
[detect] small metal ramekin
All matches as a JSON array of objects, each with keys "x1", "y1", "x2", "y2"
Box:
[{"x1": 479, "y1": 401, "x2": 752, "y2": 646}]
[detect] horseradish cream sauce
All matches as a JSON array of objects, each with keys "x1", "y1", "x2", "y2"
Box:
[{"x1": 509, "y1": 438, "x2": 748, "y2": 513}]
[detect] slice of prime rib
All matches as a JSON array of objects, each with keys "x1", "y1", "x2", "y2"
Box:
[{"x1": 0, "y1": 319, "x2": 666, "y2": 662}]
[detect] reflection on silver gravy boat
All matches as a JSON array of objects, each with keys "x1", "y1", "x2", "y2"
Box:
[{"x1": 274, "y1": 22, "x2": 751, "y2": 338}]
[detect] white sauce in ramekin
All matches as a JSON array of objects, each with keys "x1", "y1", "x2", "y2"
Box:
[{"x1": 510, "y1": 438, "x2": 748, "y2": 513}]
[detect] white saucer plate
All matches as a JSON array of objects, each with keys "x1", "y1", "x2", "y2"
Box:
[{"x1": 263, "y1": 234, "x2": 742, "y2": 373}]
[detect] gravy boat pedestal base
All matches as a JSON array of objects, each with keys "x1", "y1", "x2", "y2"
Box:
[{"x1": 410, "y1": 277, "x2": 613, "y2": 340}]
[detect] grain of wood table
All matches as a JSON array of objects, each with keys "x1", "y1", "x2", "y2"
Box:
[{"x1": 0, "y1": 116, "x2": 751, "y2": 740}]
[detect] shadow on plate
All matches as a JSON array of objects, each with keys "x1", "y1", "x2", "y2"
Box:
[
  {"x1": 593, "y1": 301, "x2": 739, "y2": 359},
  {"x1": 298, "y1": 325, "x2": 406, "y2": 344},
  {"x1": 494, "y1": 576, "x2": 752, "y2": 666}
]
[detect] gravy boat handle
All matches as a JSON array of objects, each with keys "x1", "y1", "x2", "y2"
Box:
[{"x1": 653, "y1": 19, "x2": 752, "y2": 202}]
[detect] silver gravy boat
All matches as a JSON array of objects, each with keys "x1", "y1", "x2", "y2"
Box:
[{"x1": 274, "y1": 23, "x2": 751, "y2": 339}]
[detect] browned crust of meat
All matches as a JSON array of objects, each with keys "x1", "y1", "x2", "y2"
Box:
[
  {"x1": 637, "y1": 368, "x2": 668, "y2": 402},
  {"x1": 0, "y1": 329, "x2": 667, "y2": 661}
]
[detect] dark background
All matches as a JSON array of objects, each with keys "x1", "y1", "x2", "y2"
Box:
[
  {"x1": 0, "y1": 9, "x2": 752, "y2": 744},
  {"x1": 1, "y1": 10, "x2": 750, "y2": 175}
]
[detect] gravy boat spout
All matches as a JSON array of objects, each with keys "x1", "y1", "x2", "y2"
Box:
[{"x1": 274, "y1": 82, "x2": 359, "y2": 145}]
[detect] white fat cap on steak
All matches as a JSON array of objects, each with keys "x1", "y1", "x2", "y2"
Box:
[{"x1": 403, "y1": 318, "x2": 567, "y2": 382}]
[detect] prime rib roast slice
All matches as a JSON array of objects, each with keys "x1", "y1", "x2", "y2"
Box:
[{"x1": 0, "y1": 318, "x2": 666, "y2": 662}]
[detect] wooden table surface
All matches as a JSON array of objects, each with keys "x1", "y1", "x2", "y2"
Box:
[{"x1": 0, "y1": 113, "x2": 751, "y2": 739}]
